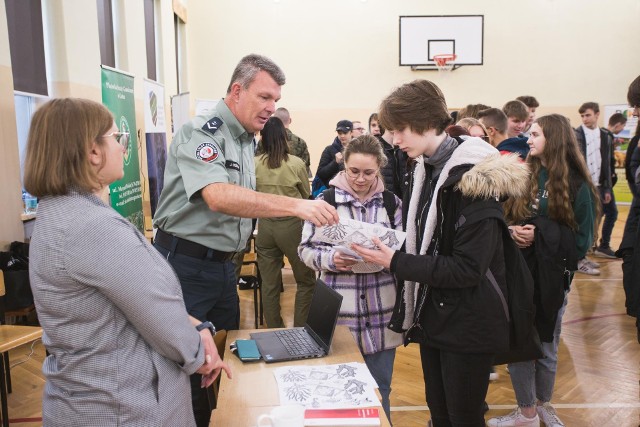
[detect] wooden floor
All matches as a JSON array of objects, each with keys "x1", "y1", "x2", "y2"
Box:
[{"x1": 4, "y1": 206, "x2": 639, "y2": 426}]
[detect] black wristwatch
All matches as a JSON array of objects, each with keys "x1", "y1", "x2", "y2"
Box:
[{"x1": 196, "y1": 321, "x2": 216, "y2": 337}]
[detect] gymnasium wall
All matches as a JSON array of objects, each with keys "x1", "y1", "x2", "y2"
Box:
[{"x1": 186, "y1": 0, "x2": 640, "y2": 173}]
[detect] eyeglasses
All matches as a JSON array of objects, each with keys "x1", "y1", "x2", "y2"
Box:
[
  {"x1": 345, "y1": 167, "x2": 379, "y2": 180},
  {"x1": 103, "y1": 131, "x2": 130, "y2": 150},
  {"x1": 354, "y1": 127, "x2": 366, "y2": 132}
]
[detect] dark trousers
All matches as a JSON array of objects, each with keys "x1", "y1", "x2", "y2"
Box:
[
  {"x1": 154, "y1": 242, "x2": 240, "y2": 427},
  {"x1": 619, "y1": 195, "x2": 640, "y2": 321},
  {"x1": 599, "y1": 187, "x2": 618, "y2": 248},
  {"x1": 420, "y1": 344, "x2": 493, "y2": 427}
]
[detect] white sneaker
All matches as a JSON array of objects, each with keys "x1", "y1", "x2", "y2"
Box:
[
  {"x1": 584, "y1": 258, "x2": 600, "y2": 269},
  {"x1": 486, "y1": 408, "x2": 540, "y2": 426},
  {"x1": 576, "y1": 258, "x2": 600, "y2": 276},
  {"x1": 536, "y1": 403, "x2": 564, "y2": 427}
]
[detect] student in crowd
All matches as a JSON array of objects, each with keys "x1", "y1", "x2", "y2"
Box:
[
  {"x1": 298, "y1": 135, "x2": 404, "y2": 423},
  {"x1": 23, "y1": 98, "x2": 231, "y2": 426},
  {"x1": 516, "y1": 95, "x2": 540, "y2": 138},
  {"x1": 488, "y1": 114, "x2": 597, "y2": 427},
  {"x1": 351, "y1": 80, "x2": 529, "y2": 426},
  {"x1": 352, "y1": 120, "x2": 366, "y2": 137},
  {"x1": 254, "y1": 117, "x2": 318, "y2": 328},
  {"x1": 503, "y1": 100, "x2": 530, "y2": 139},
  {"x1": 456, "y1": 103, "x2": 491, "y2": 120},
  {"x1": 369, "y1": 112, "x2": 382, "y2": 137},
  {"x1": 574, "y1": 102, "x2": 615, "y2": 265},
  {"x1": 617, "y1": 75, "x2": 640, "y2": 343},
  {"x1": 456, "y1": 117, "x2": 489, "y2": 141},
  {"x1": 313, "y1": 120, "x2": 353, "y2": 195},
  {"x1": 478, "y1": 107, "x2": 530, "y2": 160}
]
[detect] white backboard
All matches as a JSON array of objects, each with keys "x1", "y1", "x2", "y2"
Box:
[{"x1": 400, "y1": 15, "x2": 484, "y2": 69}]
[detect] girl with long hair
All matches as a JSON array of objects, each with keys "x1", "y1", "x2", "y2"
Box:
[
  {"x1": 488, "y1": 114, "x2": 598, "y2": 427},
  {"x1": 255, "y1": 117, "x2": 317, "y2": 328}
]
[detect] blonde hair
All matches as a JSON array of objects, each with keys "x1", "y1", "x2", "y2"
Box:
[{"x1": 23, "y1": 98, "x2": 114, "y2": 197}]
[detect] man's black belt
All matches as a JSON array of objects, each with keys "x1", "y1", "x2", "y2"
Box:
[{"x1": 155, "y1": 228, "x2": 236, "y2": 262}]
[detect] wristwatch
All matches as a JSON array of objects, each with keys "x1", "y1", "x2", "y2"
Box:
[{"x1": 195, "y1": 321, "x2": 216, "y2": 337}]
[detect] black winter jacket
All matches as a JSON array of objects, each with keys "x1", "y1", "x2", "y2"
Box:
[
  {"x1": 315, "y1": 138, "x2": 344, "y2": 187},
  {"x1": 388, "y1": 141, "x2": 530, "y2": 354}
]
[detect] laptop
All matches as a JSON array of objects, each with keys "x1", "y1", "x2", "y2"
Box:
[{"x1": 250, "y1": 279, "x2": 343, "y2": 363}]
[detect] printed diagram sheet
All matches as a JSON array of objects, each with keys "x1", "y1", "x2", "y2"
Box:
[
  {"x1": 274, "y1": 362, "x2": 380, "y2": 408},
  {"x1": 313, "y1": 218, "x2": 407, "y2": 273}
]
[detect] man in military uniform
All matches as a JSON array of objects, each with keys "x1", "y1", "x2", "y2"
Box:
[
  {"x1": 153, "y1": 54, "x2": 338, "y2": 427},
  {"x1": 273, "y1": 107, "x2": 312, "y2": 177}
]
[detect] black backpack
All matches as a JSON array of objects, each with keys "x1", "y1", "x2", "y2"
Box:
[
  {"x1": 455, "y1": 201, "x2": 541, "y2": 365},
  {"x1": 321, "y1": 187, "x2": 397, "y2": 228}
]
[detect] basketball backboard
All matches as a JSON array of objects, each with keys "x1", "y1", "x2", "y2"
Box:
[{"x1": 399, "y1": 15, "x2": 484, "y2": 70}]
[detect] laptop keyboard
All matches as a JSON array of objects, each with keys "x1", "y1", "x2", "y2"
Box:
[{"x1": 275, "y1": 329, "x2": 321, "y2": 356}]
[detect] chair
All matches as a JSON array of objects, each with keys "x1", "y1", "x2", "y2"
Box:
[
  {"x1": 0, "y1": 325, "x2": 43, "y2": 427},
  {"x1": 240, "y1": 239, "x2": 263, "y2": 328},
  {"x1": 207, "y1": 329, "x2": 227, "y2": 411}
]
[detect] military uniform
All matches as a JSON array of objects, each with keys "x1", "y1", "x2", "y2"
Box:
[
  {"x1": 254, "y1": 154, "x2": 316, "y2": 328},
  {"x1": 285, "y1": 129, "x2": 311, "y2": 177},
  {"x1": 152, "y1": 99, "x2": 255, "y2": 427}
]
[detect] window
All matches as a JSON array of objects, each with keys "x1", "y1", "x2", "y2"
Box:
[
  {"x1": 5, "y1": 0, "x2": 48, "y2": 96},
  {"x1": 174, "y1": 13, "x2": 188, "y2": 93},
  {"x1": 144, "y1": 0, "x2": 157, "y2": 80},
  {"x1": 96, "y1": 0, "x2": 115, "y2": 67}
]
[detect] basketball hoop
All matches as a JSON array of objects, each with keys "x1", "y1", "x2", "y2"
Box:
[{"x1": 433, "y1": 54, "x2": 457, "y2": 72}]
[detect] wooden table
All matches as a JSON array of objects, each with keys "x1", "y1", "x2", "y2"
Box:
[
  {"x1": 0, "y1": 325, "x2": 42, "y2": 427},
  {"x1": 210, "y1": 326, "x2": 390, "y2": 426}
]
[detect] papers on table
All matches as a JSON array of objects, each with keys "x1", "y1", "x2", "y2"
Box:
[{"x1": 273, "y1": 362, "x2": 380, "y2": 409}]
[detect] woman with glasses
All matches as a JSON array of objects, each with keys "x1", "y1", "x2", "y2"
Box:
[
  {"x1": 23, "y1": 98, "x2": 230, "y2": 426},
  {"x1": 298, "y1": 135, "x2": 403, "y2": 423},
  {"x1": 254, "y1": 117, "x2": 318, "y2": 328}
]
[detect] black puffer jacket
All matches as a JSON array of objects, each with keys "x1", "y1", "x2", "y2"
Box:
[
  {"x1": 389, "y1": 142, "x2": 529, "y2": 354},
  {"x1": 378, "y1": 136, "x2": 408, "y2": 199}
]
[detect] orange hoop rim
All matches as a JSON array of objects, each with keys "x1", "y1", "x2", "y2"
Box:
[{"x1": 432, "y1": 54, "x2": 457, "y2": 67}]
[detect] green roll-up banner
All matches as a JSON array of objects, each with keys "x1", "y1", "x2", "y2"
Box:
[{"x1": 101, "y1": 66, "x2": 144, "y2": 232}]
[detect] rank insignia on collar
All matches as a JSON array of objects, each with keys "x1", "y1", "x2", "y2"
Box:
[{"x1": 195, "y1": 142, "x2": 218, "y2": 163}]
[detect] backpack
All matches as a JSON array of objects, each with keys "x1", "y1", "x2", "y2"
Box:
[
  {"x1": 310, "y1": 175, "x2": 327, "y2": 199},
  {"x1": 322, "y1": 187, "x2": 397, "y2": 228},
  {"x1": 455, "y1": 201, "x2": 541, "y2": 365}
]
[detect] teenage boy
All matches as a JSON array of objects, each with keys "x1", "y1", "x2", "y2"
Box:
[
  {"x1": 516, "y1": 95, "x2": 540, "y2": 138},
  {"x1": 575, "y1": 102, "x2": 615, "y2": 261},
  {"x1": 478, "y1": 107, "x2": 529, "y2": 160},
  {"x1": 313, "y1": 120, "x2": 353, "y2": 192},
  {"x1": 351, "y1": 79, "x2": 529, "y2": 426},
  {"x1": 503, "y1": 100, "x2": 530, "y2": 138}
]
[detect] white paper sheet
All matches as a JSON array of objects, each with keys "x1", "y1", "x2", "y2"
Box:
[
  {"x1": 312, "y1": 219, "x2": 406, "y2": 273},
  {"x1": 273, "y1": 362, "x2": 381, "y2": 408}
]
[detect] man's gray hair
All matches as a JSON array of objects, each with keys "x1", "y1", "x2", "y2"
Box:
[{"x1": 226, "y1": 54, "x2": 286, "y2": 94}]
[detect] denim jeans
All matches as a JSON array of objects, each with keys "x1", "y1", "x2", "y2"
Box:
[
  {"x1": 599, "y1": 187, "x2": 618, "y2": 248},
  {"x1": 363, "y1": 348, "x2": 396, "y2": 424},
  {"x1": 420, "y1": 345, "x2": 493, "y2": 427},
  {"x1": 508, "y1": 292, "x2": 569, "y2": 407}
]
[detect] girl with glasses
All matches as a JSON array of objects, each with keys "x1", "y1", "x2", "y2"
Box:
[{"x1": 299, "y1": 135, "x2": 403, "y2": 423}]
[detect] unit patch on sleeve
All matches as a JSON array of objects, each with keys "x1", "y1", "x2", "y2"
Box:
[{"x1": 195, "y1": 142, "x2": 219, "y2": 163}]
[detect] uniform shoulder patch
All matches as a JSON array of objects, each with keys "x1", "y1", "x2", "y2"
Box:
[
  {"x1": 201, "y1": 117, "x2": 223, "y2": 136},
  {"x1": 195, "y1": 142, "x2": 219, "y2": 163}
]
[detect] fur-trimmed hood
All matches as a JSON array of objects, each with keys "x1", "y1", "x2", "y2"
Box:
[{"x1": 457, "y1": 151, "x2": 530, "y2": 201}]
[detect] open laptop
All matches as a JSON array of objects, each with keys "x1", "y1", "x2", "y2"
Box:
[{"x1": 250, "y1": 279, "x2": 343, "y2": 363}]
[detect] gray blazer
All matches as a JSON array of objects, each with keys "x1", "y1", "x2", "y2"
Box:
[{"x1": 30, "y1": 190, "x2": 204, "y2": 426}]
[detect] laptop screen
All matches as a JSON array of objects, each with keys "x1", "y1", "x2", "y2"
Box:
[{"x1": 305, "y1": 279, "x2": 343, "y2": 352}]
